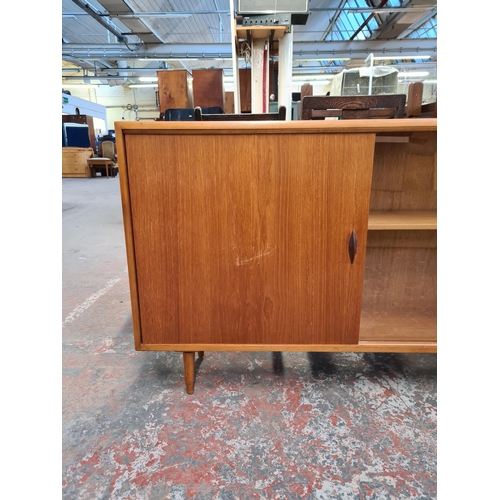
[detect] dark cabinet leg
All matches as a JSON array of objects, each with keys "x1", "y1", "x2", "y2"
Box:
[
  {"x1": 183, "y1": 352, "x2": 195, "y2": 394},
  {"x1": 198, "y1": 351, "x2": 204, "y2": 359}
]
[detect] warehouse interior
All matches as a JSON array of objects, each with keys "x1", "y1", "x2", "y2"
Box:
[{"x1": 18, "y1": 1, "x2": 488, "y2": 499}]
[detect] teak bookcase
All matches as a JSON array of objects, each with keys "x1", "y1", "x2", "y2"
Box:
[{"x1": 115, "y1": 119, "x2": 437, "y2": 394}]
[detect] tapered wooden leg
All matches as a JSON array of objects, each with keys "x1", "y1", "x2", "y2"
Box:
[
  {"x1": 198, "y1": 351, "x2": 204, "y2": 359},
  {"x1": 183, "y1": 352, "x2": 195, "y2": 394}
]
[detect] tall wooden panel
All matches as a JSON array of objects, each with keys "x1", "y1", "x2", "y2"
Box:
[
  {"x1": 156, "y1": 70, "x2": 193, "y2": 113},
  {"x1": 224, "y1": 91, "x2": 235, "y2": 114},
  {"x1": 192, "y1": 69, "x2": 225, "y2": 111},
  {"x1": 239, "y1": 68, "x2": 252, "y2": 112}
]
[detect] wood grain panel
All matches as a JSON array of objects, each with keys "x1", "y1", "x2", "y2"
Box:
[
  {"x1": 115, "y1": 119, "x2": 436, "y2": 136},
  {"x1": 156, "y1": 70, "x2": 193, "y2": 112},
  {"x1": 142, "y1": 342, "x2": 436, "y2": 353},
  {"x1": 192, "y1": 69, "x2": 225, "y2": 110},
  {"x1": 125, "y1": 132, "x2": 375, "y2": 346},
  {"x1": 368, "y1": 211, "x2": 436, "y2": 230},
  {"x1": 370, "y1": 131, "x2": 437, "y2": 211},
  {"x1": 359, "y1": 313, "x2": 436, "y2": 343},
  {"x1": 361, "y1": 230, "x2": 436, "y2": 317},
  {"x1": 239, "y1": 69, "x2": 252, "y2": 113},
  {"x1": 224, "y1": 91, "x2": 235, "y2": 114}
]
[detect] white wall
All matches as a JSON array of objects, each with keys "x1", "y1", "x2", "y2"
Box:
[{"x1": 62, "y1": 86, "x2": 160, "y2": 131}]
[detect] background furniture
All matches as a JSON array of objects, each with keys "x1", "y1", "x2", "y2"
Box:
[
  {"x1": 86, "y1": 157, "x2": 115, "y2": 178},
  {"x1": 156, "y1": 70, "x2": 193, "y2": 115},
  {"x1": 101, "y1": 141, "x2": 117, "y2": 164},
  {"x1": 192, "y1": 69, "x2": 225, "y2": 112},
  {"x1": 62, "y1": 115, "x2": 96, "y2": 151},
  {"x1": 300, "y1": 94, "x2": 407, "y2": 120},
  {"x1": 116, "y1": 119, "x2": 437, "y2": 394},
  {"x1": 405, "y1": 82, "x2": 438, "y2": 118},
  {"x1": 238, "y1": 68, "x2": 252, "y2": 113},
  {"x1": 194, "y1": 105, "x2": 286, "y2": 121},
  {"x1": 164, "y1": 107, "x2": 224, "y2": 121},
  {"x1": 62, "y1": 147, "x2": 94, "y2": 178}
]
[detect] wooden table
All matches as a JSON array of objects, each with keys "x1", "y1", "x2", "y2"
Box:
[{"x1": 87, "y1": 157, "x2": 114, "y2": 178}]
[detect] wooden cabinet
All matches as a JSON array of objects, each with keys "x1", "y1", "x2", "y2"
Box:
[
  {"x1": 62, "y1": 147, "x2": 93, "y2": 178},
  {"x1": 192, "y1": 69, "x2": 225, "y2": 111},
  {"x1": 239, "y1": 69, "x2": 252, "y2": 112},
  {"x1": 115, "y1": 119, "x2": 437, "y2": 393},
  {"x1": 156, "y1": 70, "x2": 193, "y2": 113},
  {"x1": 62, "y1": 115, "x2": 96, "y2": 152}
]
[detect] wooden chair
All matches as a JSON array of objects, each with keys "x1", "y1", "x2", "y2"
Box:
[
  {"x1": 194, "y1": 105, "x2": 286, "y2": 121},
  {"x1": 300, "y1": 94, "x2": 406, "y2": 120},
  {"x1": 87, "y1": 141, "x2": 118, "y2": 178},
  {"x1": 101, "y1": 141, "x2": 117, "y2": 163},
  {"x1": 405, "y1": 82, "x2": 437, "y2": 118}
]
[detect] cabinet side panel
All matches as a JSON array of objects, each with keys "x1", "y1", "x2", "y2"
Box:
[
  {"x1": 126, "y1": 132, "x2": 373, "y2": 346},
  {"x1": 126, "y1": 136, "x2": 181, "y2": 345}
]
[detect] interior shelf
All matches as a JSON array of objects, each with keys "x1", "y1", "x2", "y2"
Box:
[
  {"x1": 368, "y1": 211, "x2": 437, "y2": 230},
  {"x1": 359, "y1": 313, "x2": 437, "y2": 346}
]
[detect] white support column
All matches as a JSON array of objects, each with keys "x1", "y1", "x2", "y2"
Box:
[
  {"x1": 251, "y1": 38, "x2": 269, "y2": 113},
  {"x1": 278, "y1": 26, "x2": 293, "y2": 120},
  {"x1": 229, "y1": 0, "x2": 240, "y2": 113}
]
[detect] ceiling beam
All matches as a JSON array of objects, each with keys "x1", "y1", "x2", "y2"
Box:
[
  {"x1": 70, "y1": 0, "x2": 126, "y2": 43},
  {"x1": 62, "y1": 39, "x2": 437, "y2": 61},
  {"x1": 374, "y1": 0, "x2": 437, "y2": 40},
  {"x1": 62, "y1": 6, "x2": 435, "y2": 16}
]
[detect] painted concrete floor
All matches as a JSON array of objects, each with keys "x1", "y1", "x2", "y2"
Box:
[{"x1": 62, "y1": 176, "x2": 437, "y2": 499}]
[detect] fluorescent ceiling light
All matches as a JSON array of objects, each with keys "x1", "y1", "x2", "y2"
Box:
[
  {"x1": 292, "y1": 75, "x2": 335, "y2": 80},
  {"x1": 293, "y1": 80, "x2": 331, "y2": 86},
  {"x1": 62, "y1": 84, "x2": 98, "y2": 89},
  {"x1": 109, "y1": 12, "x2": 192, "y2": 18},
  {"x1": 139, "y1": 58, "x2": 198, "y2": 61},
  {"x1": 373, "y1": 55, "x2": 432, "y2": 60},
  {"x1": 397, "y1": 71, "x2": 429, "y2": 77},
  {"x1": 423, "y1": 80, "x2": 437, "y2": 84},
  {"x1": 129, "y1": 84, "x2": 158, "y2": 88},
  {"x1": 139, "y1": 76, "x2": 158, "y2": 81},
  {"x1": 347, "y1": 7, "x2": 433, "y2": 13},
  {"x1": 294, "y1": 58, "x2": 350, "y2": 62}
]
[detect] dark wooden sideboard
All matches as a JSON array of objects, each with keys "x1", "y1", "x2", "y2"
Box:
[{"x1": 115, "y1": 119, "x2": 437, "y2": 394}]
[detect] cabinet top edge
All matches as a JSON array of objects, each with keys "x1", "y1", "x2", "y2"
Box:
[{"x1": 115, "y1": 118, "x2": 437, "y2": 135}]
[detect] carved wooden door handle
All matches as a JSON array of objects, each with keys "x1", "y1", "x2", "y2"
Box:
[{"x1": 349, "y1": 230, "x2": 357, "y2": 264}]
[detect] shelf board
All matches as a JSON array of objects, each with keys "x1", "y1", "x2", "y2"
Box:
[
  {"x1": 359, "y1": 313, "x2": 437, "y2": 348},
  {"x1": 368, "y1": 211, "x2": 436, "y2": 230},
  {"x1": 236, "y1": 25, "x2": 288, "y2": 40}
]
